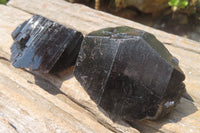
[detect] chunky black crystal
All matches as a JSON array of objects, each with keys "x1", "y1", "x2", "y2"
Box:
[
  {"x1": 74, "y1": 26, "x2": 185, "y2": 120},
  {"x1": 11, "y1": 15, "x2": 83, "y2": 73}
]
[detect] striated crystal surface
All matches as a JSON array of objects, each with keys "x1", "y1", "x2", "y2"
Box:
[
  {"x1": 11, "y1": 15, "x2": 83, "y2": 73},
  {"x1": 74, "y1": 26, "x2": 185, "y2": 120}
]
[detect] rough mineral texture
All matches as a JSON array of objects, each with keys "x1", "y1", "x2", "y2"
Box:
[
  {"x1": 11, "y1": 15, "x2": 83, "y2": 73},
  {"x1": 74, "y1": 26, "x2": 185, "y2": 120}
]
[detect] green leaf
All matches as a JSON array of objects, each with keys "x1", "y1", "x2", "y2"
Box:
[
  {"x1": 168, "y1": 0, "x2": 180, "y2": 6},
  {"x1": 179, "y1": 0, "x2": 188, "y2": 8},
  {"x1": 0, "y1": 0, "x2": 6, "y2": 4}
]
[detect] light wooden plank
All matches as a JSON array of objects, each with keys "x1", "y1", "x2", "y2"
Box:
[
  {"x1": 134, "y1": 98, "x2": 200, "y2": 133},
  {"x1": 0, "y1": 5, "x2": 139, "y2": 133},
  {"x1": 165, "y1": 45, "x2": 200, "y2": 103},
  {"x1": 0, "y1": 5, "x2": 31, "y2": 55},
  {"x1": 0, "y1": 116, "x2": 18, "y2": 133},
  {"x1": 1, "y1": 52, "x2": 200, "y2": 133},
  {"x1": 8, "y1": 0, "x2": 200, "y2": 53},
  {"x1": 7, "y1": 0, "x2": 200, "y2": 105},
  {"x1": 0, "y1": 0, "x2": 199, "y2": 132},
  {"x1": 36, "y1": 73, "x2": 200, "y2": 133},
  {"x1": 0, "y1": 52, "x2": 139, "y2": 133}
]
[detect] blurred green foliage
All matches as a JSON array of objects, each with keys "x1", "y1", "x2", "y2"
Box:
[
  {"x1": 168, "y1": 0, "x2": 200, "y2": 14},
  {"x1": 0, "y1": 0, "x2": 6, "y2": 4},
  {"x1": 169, "y1": 0, "x2": 188, "y2": 12},
  {"x1": 169, "y1": 0, "x2": 188, "y2": 8}
]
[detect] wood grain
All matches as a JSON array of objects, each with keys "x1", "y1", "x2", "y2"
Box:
[
  {"x1": 0, "y1": 0, "x2": 199, "y2": 132},
  {"x1": 8, "y1": 0, "x2": 200, "y2": 53},
  {"x1": 0, "y1": 4, "x2": 138, "y2": 133},
  {"x1": 7, "y1": 0, "x2": 200, "y2": 104}
]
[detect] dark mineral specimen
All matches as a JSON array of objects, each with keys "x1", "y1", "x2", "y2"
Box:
[
  {"x1": 11, "y1": 15, "x2": 83, "y2": 73},
  {"x1": 74, "y1": 26, "x2": 185, "y2": 120}
]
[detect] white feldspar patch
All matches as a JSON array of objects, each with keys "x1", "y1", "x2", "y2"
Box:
[{"x1": 164, "y1": 101, "x2": 175, "y2": 108}]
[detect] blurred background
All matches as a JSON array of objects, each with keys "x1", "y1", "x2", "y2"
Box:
[
  {"x1": 66, "y1": 0, "x2": 200, "y2": 42},
  {"x1": 1, "y1": 0, "x2": 199, "y2": 42}
]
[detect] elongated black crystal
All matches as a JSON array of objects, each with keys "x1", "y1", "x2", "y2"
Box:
[
  {"x1": 11, "y1": 15, "x2": 83, "y2": 73},
  {"x1": 74, "y1": 26, "x2": 185, "y2": 120}
]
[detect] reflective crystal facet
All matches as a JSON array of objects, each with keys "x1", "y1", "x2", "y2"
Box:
[
  {"x1": 74, "y1": 26, "x2": 185, "y2": 120},
  {"x1": 11, "y1": 15, "x2": 83, "y2": 73}
]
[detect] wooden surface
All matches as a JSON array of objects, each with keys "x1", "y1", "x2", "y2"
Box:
[{"x1": 0, "y1": 0, "x2": 199, "y2": 132}]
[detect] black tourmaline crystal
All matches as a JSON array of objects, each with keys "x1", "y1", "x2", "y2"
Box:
[
  {"x1": 11, "y1": 15, "x2": 83, "y2": 73},
  {"x1": 74, "y1": 26, "x2": 185, "y2": 120}
]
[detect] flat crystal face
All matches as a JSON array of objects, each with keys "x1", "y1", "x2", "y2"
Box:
[
  {"x1": 74, "y1": 26, "x2": 185, "y2": 120},
  {"x1": 88, "y1": 26, "x2": 145, "y2": 39}
]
